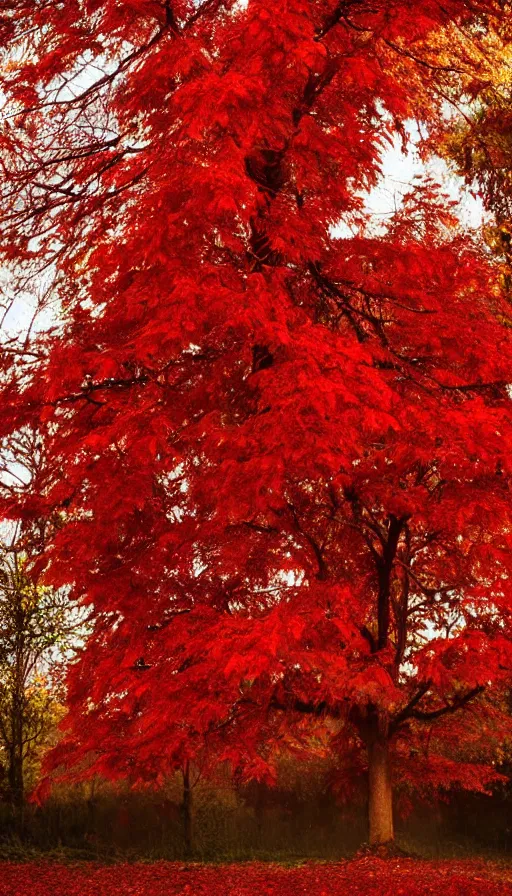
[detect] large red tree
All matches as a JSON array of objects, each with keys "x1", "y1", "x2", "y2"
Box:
[{"x1": 2, "y1": 0, "x2": 512, "y2": 847}]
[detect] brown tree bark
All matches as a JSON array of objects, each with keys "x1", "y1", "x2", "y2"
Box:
[
  {"x1": 7, "y1": 745, "x2": 24, "y2": 811},
  {"x1": 181, "y1": 760, "x2": 193, "y2": 857},
  {"x1": 7, "y1": 680, "x2": 25, "y2": 828},
  {"x1": 368, "y1": 736, "x2": 394, "y2": 845}
]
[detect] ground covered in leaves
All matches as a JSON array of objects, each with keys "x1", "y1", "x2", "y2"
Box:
[{"x1": 1, "y1": 858, "x2": 511, "y2": 895}]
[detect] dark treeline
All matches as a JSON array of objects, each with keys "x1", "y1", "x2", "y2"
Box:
[{"x1": 0, "y1": 765, "x2": 511, "y2": 861}]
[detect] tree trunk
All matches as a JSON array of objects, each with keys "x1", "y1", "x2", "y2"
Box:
[
  {"x1": 368, "y1": 737, "x2": 394, "y2": 846},
  {"x1": 8, "y1": 743, "x2": 24, "y2": 831},
  {"x1": 181, "y1": 761, "x2": 193, "y2": 857}
]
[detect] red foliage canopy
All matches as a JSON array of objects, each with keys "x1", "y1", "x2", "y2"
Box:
[{"x1": 1, "y1": 0, "x2": 512, "y2": 843}]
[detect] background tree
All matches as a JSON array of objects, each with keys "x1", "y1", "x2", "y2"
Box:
[
  {"x1": 0, "y1": 552, "x2": 68, "y2": 816},
  {"x1": 1, "y1": 0, "x2": 512, "y2": 852},
  {"x1": 0, "y1": 429, "x2": 88, "y2": 822}
]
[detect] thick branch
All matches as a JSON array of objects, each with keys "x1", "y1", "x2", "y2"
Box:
[
  {"x1": 46, "y1": 374, "x2": 150, "y2": 408},
  {"x1": 286, "y1": 501, "x2": 328, "y2": 581},
  {"x1": 377, "y1": 515, "x2": 405, "y2": 650},
  {"x1": 389, "y1": 681, "x2": 431, "y2": 734},
  {"x1": 315, "y1": 0, "x2": 366, "y2": 41},
  {"x1": 410, "y1": 685, "x2": 485, "y2": 723}
]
